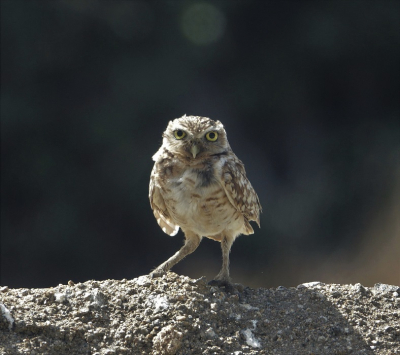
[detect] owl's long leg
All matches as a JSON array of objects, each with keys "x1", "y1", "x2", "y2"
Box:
[
  {"x1": 150, "y1": 231, "x2": 202, "y2": 277},
  {"x1": 213, "y1": 235, "x2": 234, "y2": 283}
]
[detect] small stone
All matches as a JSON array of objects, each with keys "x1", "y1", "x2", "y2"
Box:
[
  {"x1": 54, "y1": 292, "x2": 67, "y2": 303},
  {"x1": 299, "y1": 281, "x2": 324, "y2": 288},
  {"x1": 205, "y1": 327, "x2": 217, "y2": 339},
  {"x1": 83, "y1": 292, "x2": 92, "y2": 300},
  {"x1": 354, "y1": 283, "x2": 367, "y2": 294},
  {"x1": 90, "y1": 289, "x2": 106, "y2": 308},
  {"x1": 152, "y1": 324, "x2": 183, "y2": 355},
  {"x1": 0, "y1": 286, "x2": 9, "y2": 292},
  {"x1": 189, "y1": 276, "x2": 207, "y2": 285}
]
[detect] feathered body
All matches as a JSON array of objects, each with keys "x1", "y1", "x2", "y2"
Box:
[{"x1": 149, "y1": 115, "x2": 261, "y2": 285}]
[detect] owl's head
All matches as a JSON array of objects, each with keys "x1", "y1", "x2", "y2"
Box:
[{"x1": 162, "y1": 115, "x2": 230, "y2": 160}]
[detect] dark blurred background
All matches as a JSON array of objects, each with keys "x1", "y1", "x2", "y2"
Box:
[{"x1": 1, "y1": 1, "x2": 399, "y2": 289}]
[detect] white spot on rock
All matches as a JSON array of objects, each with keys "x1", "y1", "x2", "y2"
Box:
[
  {"x1": 135, "y1": 275, "x2": 151, "y2": 286},
  {"x1": 240, "y1": 303, "x2": 259, "y2": 311},
  {"x1": 0, "y1": 303, "x2": 14, "y2": 330},
  {"x1": 54, "y1": 292, "x2": 67, "y2": 303},
  {"x1": 146, "y1": 294, "x2": 169, "y2": 313},
  {"x1": 241, "y1": 328, "x2": 261, "y2": 348},
  {"x1": 300, "y1": 281, "x2": 324, "y2": 288},
  {"x1": 153, "y1": 324, "x2": 183, "y2": 355},
  {"x1": 90, "y1": 289, "x2": 106, "y2": 308}
]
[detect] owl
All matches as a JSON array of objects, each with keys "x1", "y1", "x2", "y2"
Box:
[{"x1": 149, "y1": 115, "x2": 261, "y2": 288}]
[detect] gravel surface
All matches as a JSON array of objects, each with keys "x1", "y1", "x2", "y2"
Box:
[{"x1": 1, "y1": 273, "x2": 399, "y2": 354}]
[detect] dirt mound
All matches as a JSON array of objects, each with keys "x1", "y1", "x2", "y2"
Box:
[{"x1": 1, "y1": 273, "x2": 399, "y2": 354}]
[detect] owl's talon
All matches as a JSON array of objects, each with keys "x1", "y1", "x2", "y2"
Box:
[
  {"x1": 150, "y1": 269, "x2": 165, "y2": 278},
  {"x1": 208, "y1": 279, "x2": 224, "y2": 287},
  {"x1": 208, "y1": 279, "x2": 238, "y2": 293}
]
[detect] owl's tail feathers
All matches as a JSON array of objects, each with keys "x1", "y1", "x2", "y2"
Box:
[
  {"x1": 153, "y1": 210, "x2": 179, "y2": 236},
  {"x1": 243, "y1": 219, "x2": 255, "y2": 235}
]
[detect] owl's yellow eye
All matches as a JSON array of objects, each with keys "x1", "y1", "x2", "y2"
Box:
[
  {"x1": 205, "y1": 131, "x2": 218, "y2": 141},
  {"x1": 174, "y1": 130, "x2": 186, "y2": 140}
]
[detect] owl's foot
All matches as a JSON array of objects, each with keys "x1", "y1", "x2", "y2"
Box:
[
  {"x1": 149, "y1": 268, "x2": 165, "y2": 278},
  {"x1": 208, "y1": 279, "x2": 244, "y2": 294},
  {"x1": 208, "y1": 279, "x2": 232, "y2": 291}
]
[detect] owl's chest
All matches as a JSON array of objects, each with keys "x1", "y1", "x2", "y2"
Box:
[
  {"x1": 166, "y1": 166, "x2": 220, "y2": 206},
  {"x1": 161, "y1": 165, "x2": 237, "y2": 235}
]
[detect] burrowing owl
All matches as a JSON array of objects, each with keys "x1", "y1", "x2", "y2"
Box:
[{"x1": 149, "y1": 115, "x2": 261, "y2": 287}]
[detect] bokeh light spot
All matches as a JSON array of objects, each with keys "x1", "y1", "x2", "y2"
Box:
[{"x1": 181, "y1": 3, "x2": 226, "y2": 45}]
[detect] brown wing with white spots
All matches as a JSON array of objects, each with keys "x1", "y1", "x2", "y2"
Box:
[
  {"x1": 149, "y1": 163, "x2": 179, "y2": 236},
  {"x1": 220, "y1": 152, "x2": 262, "y2": 232}
]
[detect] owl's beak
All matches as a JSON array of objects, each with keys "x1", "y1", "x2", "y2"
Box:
[{"x1": 190, "y1": 144, "x2": 200, "y2": 158}]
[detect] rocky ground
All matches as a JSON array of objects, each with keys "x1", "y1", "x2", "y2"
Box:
[{"x1": 0, "y1": 273, "x2": 399, "y2": 354}]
